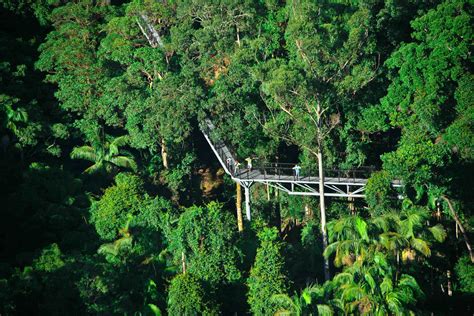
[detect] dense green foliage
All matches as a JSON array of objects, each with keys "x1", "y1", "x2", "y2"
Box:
[
  {"x1": 167, "y1": 273, "x2": 217, "y2": 315},
  {"x1": 247, "y1": 227, "x2": 288, "y2": 315},
  {"x1": 0, "y1": 0, "x2": 472, "y2": 314}
]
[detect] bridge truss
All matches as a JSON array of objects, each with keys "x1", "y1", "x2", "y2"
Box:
[{"x1": 201, "y1": 119, "x2": 402, "y2": 220}]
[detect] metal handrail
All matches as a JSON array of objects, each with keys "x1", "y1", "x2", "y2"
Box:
[{"x1": 200, "y1": 120, "x2": 377, "y2": 182}]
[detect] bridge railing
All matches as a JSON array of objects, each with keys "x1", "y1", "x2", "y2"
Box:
[
  {"x1": 231, "y1": 161, "x2": 375, "y2": 183},
  {"x1": 200, "y1": 120, "x2": 236, "y2": 174},
  {"x1": 200, "y1": 119, "x2": 377, "y2": 183}
]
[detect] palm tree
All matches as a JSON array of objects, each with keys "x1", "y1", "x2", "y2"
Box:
[
  {"x1": 71, "y1": 134, "x2": 137, "y2": 174},
  {"x1": 322, "y1": 201, "x2": 446, "y2": 315},
  {"x1": 327, "y1": 263, "x2": 423, "y2": 315},
  {"x1": 324, "y1": 203, "x2": 446, "y2": 269},
  {"x1": 374, "y1": 204, "x2": 446, "y2": 266},
  {"x1": 271, "y1": 284, "x2": 333, "y2": 316},
  {"x1": 323, "y1": 217, "x2": 423, "y2": 315}
]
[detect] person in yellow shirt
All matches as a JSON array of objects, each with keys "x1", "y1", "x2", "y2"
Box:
[{"x1": 245, "y1": 157, "x2": 252, "y2": 171}]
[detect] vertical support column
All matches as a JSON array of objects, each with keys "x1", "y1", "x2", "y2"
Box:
[
  {"x1": 236, "y1": 182, "x2": 244, "y2": 232},
  {"x1": 244, "y1": 184, "x2": 251, "y2": 221}
]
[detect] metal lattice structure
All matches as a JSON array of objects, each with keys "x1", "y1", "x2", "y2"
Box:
[{"x1": 201, "y1": 119, "x2": 402, "y2": 219}]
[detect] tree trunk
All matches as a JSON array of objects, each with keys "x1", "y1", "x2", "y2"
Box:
[
  {"x1": 304, "y1": 203, "x2": 313, "y2": 219},
  {"x1": 349, "y1": 196, "x2": 355, "y2": 214},
  {"x1": 447, "y1": 270, "x2": 453, "y2": 296},
  {"x1": 317, "y1": 151, "x2": 330, "y2": 281},
  {"x1": 266, "y1": 183, "x2": 271, "y2": 201},
  {"x1": 236, "y1": 26, "x2": 241, "y2": 47},
  {"x1": 442, "y1": 195, "x2": 474, "y2": 263},
  {"x1": 236, "y1": 182, "x2": 244, "y2": 232},
  {"x1": 161, "y1": 138, "x2": 168, "y2": 169},
  {"x1": 181, "y1": 251, "x2": 186, "y2": 274}
]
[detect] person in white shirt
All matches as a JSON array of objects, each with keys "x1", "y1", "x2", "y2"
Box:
[{"x1": 293, "y1": 164, "x2": 301, "y2": 179}]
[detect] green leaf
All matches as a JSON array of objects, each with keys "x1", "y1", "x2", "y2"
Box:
[
  {"x1": 355, "y1": 217, "x2": 368, "y2": 241},
  {"x1": 301, "y1": 290, "x2": 312, "y2": 305},
  {"x1": 70, "y1": 146, "x2": 97, "y2": 162},
  {"x1": 364, "y1": 272, "x2": 376, "y2": 292},
  {"x1": 147, "y1": 304, "x2": 162, "y2": 316},
  {"x1": 429, "y1": 224, "x2": 447, "y2": 242},
  {"x1": 411, "y1": 238, "x2": 431, "y2": 257},
  {"x1": 380, "y1": 277, "x2": 393, "y2": 295},
  {"x1": 109, "y1": 156, "x2": 137, "y2": 171},
  {"x1": 386, "y1": 292, "x2": 402, "y2": 315},
  {"x1": 317, "y1": 304, "x2": 333, "y2": 316},
  {"x1": 333, "y1": 272, "x2": 354, "y2": 285}
]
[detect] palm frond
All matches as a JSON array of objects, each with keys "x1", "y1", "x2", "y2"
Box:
[
  {"x1": 398, "y1": 274, "x2": 422, "y2": 297},
  {"x1": 341, "y1": 284, "x2": 365, "y2": 302},
  {"x1": 333, "y1": 272, "x2": 354, "y2": 285},
  {"x1": 147, "y1": 304, "x2": 162, "y2": 316},
  {"x1": 355, "y1": 217, "x2": 369, "y2": 241},
  {"x1": 323, "y1": 241, "x2": 340, "y2": 259},
  {"x1": 114, "y1": 234, "x2": 133, "y2": 250},
  {"x1": 271, "y1": 294, "x2": 298, "y2": 315},
  {"x1": 302, "y1": 284, "x2": 325, "y2": 302},
  {"x1": 108, "y1": 155, "x2": 137, "y2": 171},
  {"x1": 411, "y1": 238, "x2": 431, "y2": 257},
  {"x1": 385, "y1": 292, "x2": 402, "y2": 315},
  {"x1": 109, "y1": 143, "x2": 119, "y2": 156},
  {"x1": 98, "y1": 242, "x2": 119, "y2": 257},
  {"x1": 84, "y1": 162, "x2": 103, "y2": 174},
  {"x1": 372, "y1": 211, "x2": 399, "y2": 232},
  {"x1": 70, "y1": 146, "x2": 97, "y2": 162},
  {"x1": 380, "y1": 277, "x2": 393, "y2": 295},
  {"x1": 111, "y1": 135, "x2": 130, "y2": 148},
  {"x1": 373, "y1": 252, "x2": 389, "y2": 269},
  {"x1": 371, "y1": 215, "x2": 390, "y2": 232},
  {"x1": 316, "y1": 304, "x2": 333, "y2": 316},
  {"x1": 364, "y1": 272, "x2": 376, "y2": 292},
  {"x1": 428, "y1": 224, "x2": 447, "y2": 242}
]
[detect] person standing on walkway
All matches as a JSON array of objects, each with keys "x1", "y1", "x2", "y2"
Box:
[
  {"x1": 245, "y1": 157, "x2": 252, "y2": 171},
  {"x1": 234, "y1": 160, "x2": 241, "y2": 175},
  {"x1": 293, "y1": 164, "x2": 301, "y2": 179},
  {"x1": 226, "y1": 157, "x2": 232, "y2": 173}
]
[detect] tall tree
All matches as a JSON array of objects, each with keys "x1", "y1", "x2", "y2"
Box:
[
  {"x1": 257, "y1": 1, "x2": 387, "y2": 280},
  {"x1": 366, "y1": 0, "x2": 473, "y2": 260},
  {"x1": 36, "y1": 1, "x2": 116, "y2": 140},
  {"x1": 163, "y1": 202, "x2": 241, "y2": 287},
  {"x1": 247, "y1": 227, "x2": 289, "y2": 315},
  {"x1": 167, "y1": 273, "x2": 218, "y2": 315}
]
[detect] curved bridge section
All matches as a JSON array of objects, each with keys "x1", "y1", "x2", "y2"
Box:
[{"x1": 200, "y1": 118, "x2": 402, "y2": 220}]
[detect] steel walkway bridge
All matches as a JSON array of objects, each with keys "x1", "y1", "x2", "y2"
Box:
[
  {"x1": 201, "y1": 119, "x2": 402, "y2": 220},
  {"x1": 136, "y1": 12, "x2": 401, "y2": 220}
]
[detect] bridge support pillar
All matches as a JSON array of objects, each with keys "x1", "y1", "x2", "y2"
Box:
[
  {"x1": 244, "y1": 185, "x2": 251, "y2": 221},
  {"x1": 240, "y1": 181, "x2": 253, "y2": 221}
]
